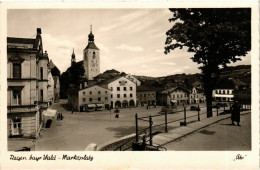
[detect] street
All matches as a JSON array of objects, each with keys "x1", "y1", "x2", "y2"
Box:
[
  {"x1": 163, "y1": 113, "x2": 251, "y2": 150},
  {"x1": 35, "y1": 99, "x2": 214, "y2": 151}
]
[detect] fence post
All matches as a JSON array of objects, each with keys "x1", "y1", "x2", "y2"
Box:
[
  {"x1": 149, "y1": 115, "x2": 153, "y2": 146},
  {"x1": 217, "y1": 107, "x2": 219, "y2": 116},
  {"x1": 135, "y1": 113, "x2": 138, "y2": 142},
  {"x1": 197, "y1": 105, "x2": 200, "y2": 121},
  {"x1": 165, "y1": 110, "x2": 168, "y2": 133},
  {"x1": 184, "y1": 106, "x2": 187, "y2": 125}
]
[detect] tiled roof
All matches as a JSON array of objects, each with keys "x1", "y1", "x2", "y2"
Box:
[
  {"x1": 84, "y1": 42, "x2": 99, "y2": 50},
  {"x1": 137, "y1": 85, "x2": 156, "y2": 91}
]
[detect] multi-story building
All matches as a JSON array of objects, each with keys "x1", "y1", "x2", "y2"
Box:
[
  {"x1": 136, "y1": 85, "x2": 156, "y2": 106},
  {"x1": 49, "y1": 60, "x2": 60, "y2": 102},
  {"x1": 99, "y1": 76, "x2": 136, "y2": 108},
  {"x1": 125, "y1": 74, "x2": 141, "y2": 86},
  {"x1": 189, "y1": 87, "x2": 205, "y2": 104},
  {"x1": 68, "y1": 85, "x2": 111, "y2": 111},
  {"x1": 157, "y1": 86, "x2": 190, "y2": 106},
  {"x1": 47, "y1": 68, "x2": 54, "y2": 104},
  {"x1": 7, "y1": 28, "x2": 49, "y2": 138}
]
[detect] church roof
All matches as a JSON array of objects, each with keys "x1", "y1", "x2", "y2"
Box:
[{"x1": 84, "y1": 42, "x2": 99, "y2": 50}]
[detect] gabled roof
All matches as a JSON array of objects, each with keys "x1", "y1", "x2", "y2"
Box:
[
  {"x1": 84, "y1": 42, "x2": 99, "y2": 50},
  {"x1": 79, "y1": 85, "x2": 110, "y2": 92},
  {"x1": 161, "y1": 85, "x2": 190, "y2": 94}
]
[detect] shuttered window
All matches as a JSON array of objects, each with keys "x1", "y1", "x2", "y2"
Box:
[
  {"x1": 12, "y1": 90, "x2": 21, "y2": 105},
  {"x1": 13, "y1": 63, "x2": 21, "y2": 79}
]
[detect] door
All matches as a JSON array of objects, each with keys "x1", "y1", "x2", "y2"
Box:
[{"x1": 12, "y1": 118, "x2": 21, "y2": 135}]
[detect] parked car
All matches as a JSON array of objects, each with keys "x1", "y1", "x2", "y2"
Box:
[{"x1": 190, "y1": 106, "x2": 200, "y2": 111}]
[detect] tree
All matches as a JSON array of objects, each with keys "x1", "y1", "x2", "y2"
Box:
[
  {"x1": 165, "y1": 8, "x2": 251, "y2": 117},
  {"x1": 68, "y1": 62, "x2": 85, "y2": 87}
]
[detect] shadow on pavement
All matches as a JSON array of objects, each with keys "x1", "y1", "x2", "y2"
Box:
[
  {"x1": 60, "y1": 103, "x2": 71, "y2": 111},
  {"x1": 106, "y1": 125, "x2": 176, "y2": 138},
  {"x1": 219, "y1": 123, "x2": 235, "y2": 126}
]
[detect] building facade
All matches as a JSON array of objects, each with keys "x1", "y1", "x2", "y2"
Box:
[
  {"x1": 189, "y1": 87, "x2": 205, "y2": 104},
  {"x1": 100, "y1": 76, "x2": 136, "y2": 108},
  {"x1": 7, "y1": 28, "x2": 48, "y2": 138},
  {"x1": 157, "y1": 86, "x2": 189, "y2": 106},
  {"x1": 136, "y1": 85, "x2": 156, "y2": 106},
  {"x1": 83, "y1": 26, "x2": 100, "y2": 80}
]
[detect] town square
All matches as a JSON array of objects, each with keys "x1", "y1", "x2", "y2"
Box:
[{"x1": 6, "y1": 8, "x2": 252, "y2": 152}]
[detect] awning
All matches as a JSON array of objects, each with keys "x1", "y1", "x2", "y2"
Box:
[
  {"x1": 96, "y1": 104, "x2": 104, "y2": 108},
  {"x1": 86, "y1": 104, "x2": 96, "y2": 108},
  {"x1": 170, "y1": 100, "x2": 177, "y2": 103},
  {"x1": 43, "y1": 109, "x2": 57, "y2": 119}
]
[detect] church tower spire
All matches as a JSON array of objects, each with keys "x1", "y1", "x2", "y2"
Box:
[
  {"x1": 88, "y1": 25, "x2": 94, "y2": 43},
  {"x1": 71, "y1": 48, "x2": 76, "y2": 66},
  {"x1": 83, "y1": 25, "x2": 100, "y2": 80}
]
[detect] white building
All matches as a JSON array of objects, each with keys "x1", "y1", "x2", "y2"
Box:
[
  {"x1": 47, "y1": 68, "x2": 54, "y2": 104},
  {"x1": 100, "y1": 76, "x2": 136, "y2": 108},
  {"x1": 125, "y1": 74, "x2": 141, "y2": 86}
]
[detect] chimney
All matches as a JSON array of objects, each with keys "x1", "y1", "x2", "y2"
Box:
[{"x1": 37, "y1": 28, "x2": 41, "y2": 35}]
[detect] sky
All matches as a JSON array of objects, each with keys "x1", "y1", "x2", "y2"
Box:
[{"x1": 7, "y1": 9, "x2": 251, "y2": 77}]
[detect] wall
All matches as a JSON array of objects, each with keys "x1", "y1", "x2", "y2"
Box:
[
  {"x1": 47, "y1": 71, "x2": 54, "y2": 102},
  {"x1": 78, "y1": 85, "x2": 111, "y2": 110},
  {"x1": 137, "y1": 90, "x2": 156, "y2": 105},
  {"x1": 98, "y1": 133, "x2": 136, "y2": 151},
  {"x1": 84, "y1": 48, "x2": 100, "y2": 80}
]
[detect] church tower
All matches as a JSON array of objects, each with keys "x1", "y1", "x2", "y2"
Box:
[
  {"x1": 83, "y1": 25, "x2": 100, "y2": 80},
  {"x1": 71, "y1": 48, "x2": 76, "y2": 66}
]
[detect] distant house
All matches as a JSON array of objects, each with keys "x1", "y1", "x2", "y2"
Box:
[
  {"x1": 125, "y1": 74, "x2": 141, "y2": 86},
  {"x1": 68, "y1": 85, "x2": 111, "y2": 111},
  {"x1": 48, "y1": 60, "x2": 60, "y2": 102},
  {"x1": 189, "y1": 87, "x2": 205, "y2": 104},
  {"x1": 212, "y1": 78, "x2": 247, "y2": 102},
  {"x1": 99, "y1": 76, "x2": 136, "y2": 108},
  {"x1": 157, "y1": 86, "x2": 190, "y2": 106},
  {"x1": 136, "y1": 85, "x2": 156, "y2": 106}
]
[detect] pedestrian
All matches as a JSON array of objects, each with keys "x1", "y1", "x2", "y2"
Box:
[
  {"x1": 60, "y1": 113, "x2": 63, "y2": 120},
  {"x1": 231, "y1": 101, "x2": 240, "y2": 126},
  {"x1": 72, "y1": 108, "x2": 74, "y2": 114},
  {"x1": 57, "y1": 113, "x2": 60, "y2": 121}
]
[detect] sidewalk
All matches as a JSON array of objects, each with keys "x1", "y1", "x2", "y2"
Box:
[{"x1": 152, "y1": 110, "x2": 251, "y2": 149}]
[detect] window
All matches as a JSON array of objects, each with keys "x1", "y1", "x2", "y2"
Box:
[
  {"x1": 223, "y1": 90, "x2": 226, "y2": 94},
  {"x1": 173, "y1": 95, "x2": 175, "y2": 98},
  {"x1": 111, "y1": 87, "x2": 113, "y2": 91},
  {"x1": 98, "y1": 91, "x2": 101, "y2": 94},
  {"x1": 124, "y1": 87, "x2": 126, "y2": 91},
  {"x1": 227, "y1": 90, "x2": 230, "y2": 94},
  {"x1": 124, "y1": 94, "x2": 127, "y2": 98},
  {"x1": 89, "y1": 91, "x2": 92, "y2": 95},
  {"x1": 13, "y1": 63, "x2": 21, "y2": 79},
  {"x1": 130, "y1": 87, "x2": 133, "y2": 91},
  {"x1": 177, "y1": 94, "x2": 179, "y2": 98},
  {"x1": 105, "y1": 91, "x2": 107, "y2": 94},
  {"x1": 83, "y1": 92, "x2": 85, "y2": 95},
  {"x1": 117, "y1": 87, "x2": 120, "y2": 91},
  {"x1": 40, "y1": 89, "x2": 43, "y2": 102},
  {"x1": 144, "y1": 94, "x2": 146, "y2": 97},
  {"x1": 93, "y1": 52, "x2": 95, "y2": 54},
  {"x1": 13, "y1": 90, "x2": 21, "y2": 105},
  {"x1": 89, "y1": 98, "x2": 92, "y2": 102},
  {"x1": 140, "y1": 94, "x2": 142, "y2": 97},
  {"x1": 40, "y1": 67, "x2": 43, "y2": 80},
  {"x1": 105, "y1": 97, "x2": 108, "y2": 101},
  {"x1": 197, "y1": 95, "x2": 198, "y2": 98},
  {"x1": 117, "y1": 94, "x2": 120, "y2": 98},
  {"x1": 83, "y1": 98, "x2": 86, "y2": 102},
  {"x1": 181, "y1": 94, "x2": 183, "y2": 98},
  {"x1": 148, "y1": 94, "x2": 150, "y2": 96},
  {"x1": 111, "y1": 94, "x2": 113, "y2": 98},
  {"x1": 130, "y1": 94, "x2": 133, "y2": 97},
  {"x1": 98, "y1": 97, "x2": 101, "y2": 101}
]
